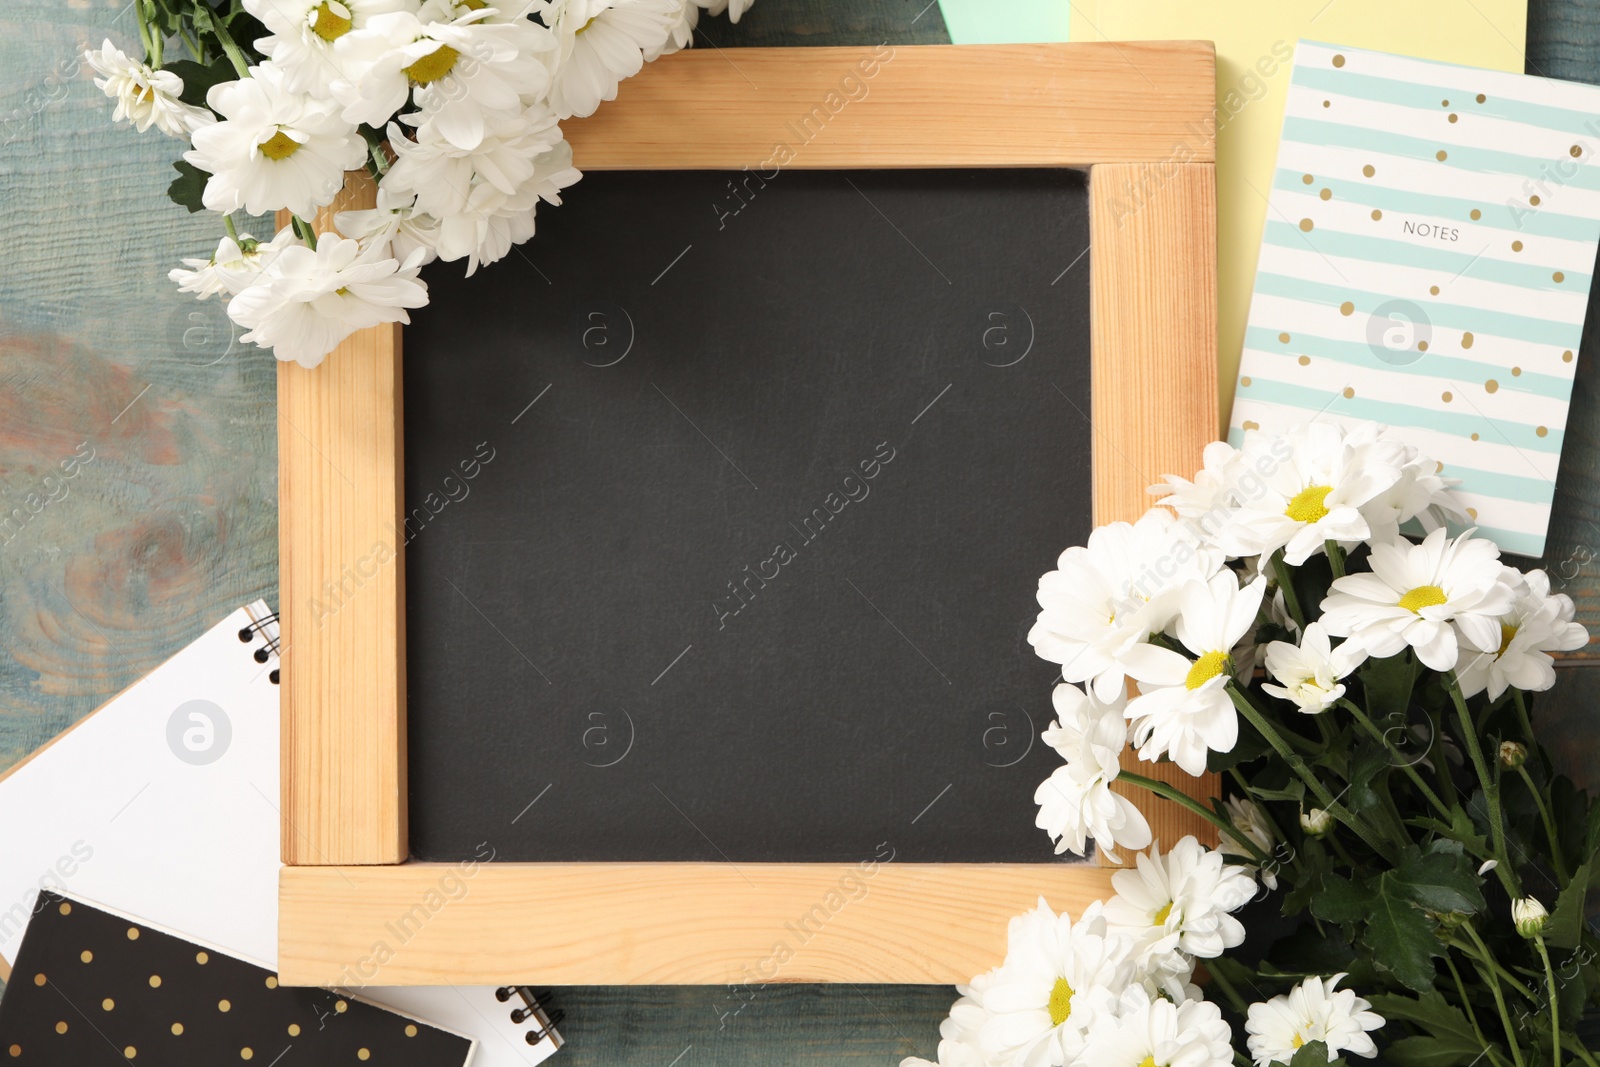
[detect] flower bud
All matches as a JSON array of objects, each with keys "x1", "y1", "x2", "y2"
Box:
[
  {"x1": 1513, "y1": 896, "x2": 1548, "y2": 938},
  {"x1": 1499, "y1": 741, "x2": 1528, "y2": 768},
  {"x1": 1300, "y1": 808, "x2": 1334, "y2": 837}
]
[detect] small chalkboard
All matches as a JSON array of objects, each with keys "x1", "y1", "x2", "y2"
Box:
[
  {"x1": 275, "y1": 42, "x2": 1221, "y2": 987},
  {"x1": 403, "y1": 168, "x2": 1092, "y2": 864}
]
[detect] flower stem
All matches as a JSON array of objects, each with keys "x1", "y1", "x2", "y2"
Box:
[
  {"x1": 1459, "y1": 939, "x2": 1528, "y2": 1067},
  {"x1": 1445, "y1": 953, "x2": 1488, "y2": 1047},
  {"x1": 1117, "y1": 770, "x2": 1271, "y2": 864},
  {"x1": 223, "y1": 213, "x2": 239, "y2": 242},
  {"x1": 1338, "y1": 697, "x2": 1451, "y2": 818},
  {"x1": 1535, "y1": 936, "x2": 1561, "y2": 1067},
  {"x1": 1446, "y1": 672, "x2": 1522, "y2": 898},
  {"x1": 207, "y1": 14, "x2": 252, "y2": 78},
  {"x1": 1269, "y1": 550, "x2": 1306, "y2": 629},
  {"x1": 1325, "y1": 539, "x2": 1346, "y2": 579},
  {"x1": 1516, "y1": 764, "x2": 1569, "y2": 881},
  {"x1": 291, "y1": 214, "x2": 319, "y2": 250}
]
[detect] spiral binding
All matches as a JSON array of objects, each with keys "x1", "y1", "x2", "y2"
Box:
[
  {"x1": 494, "y1": 986, "x2": 565, "y2": 1049},
  {"x1": 237, "y1": 612, "x2": 281, "y2": 686}
]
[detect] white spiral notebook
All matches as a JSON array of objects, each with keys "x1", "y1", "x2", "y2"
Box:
[{"x1": 0, "y1": 601, "x2": 561, "y2": 1065}]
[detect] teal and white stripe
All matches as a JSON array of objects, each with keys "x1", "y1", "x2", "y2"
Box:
[{"x1": 1230, "y1": 40, "x2": 1600, "y2": 557}]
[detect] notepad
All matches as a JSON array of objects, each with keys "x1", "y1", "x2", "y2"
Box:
[
  {"x1": 1227, "y1": 42, "x2": 1600, "y2": 556},
  {"x1": 0, "y1": 603, "x2": 562, "y2": 1065},
  {"x1": 0, "y1": 891, "x2": 474, "y2": 1065}
]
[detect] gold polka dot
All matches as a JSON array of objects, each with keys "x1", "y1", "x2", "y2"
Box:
[
  {"x1": 7, "y1": 1045, "x2": 17, "y2": 1058},
  {"x1": 1298, "y1": 355, "x2": 1311, "y2": 365},
  {"x1": 358, "y1": 1052, "x2": 371, "y2": 1062},
  {"x1": 1300, "y1": 218, "x2": 1315, "y2": 232},
  {"x1": 1462, "y1": 332, "x2": 1475, "y2": 349},
  {"x1": 80, "y1": 951, "x2": 92, "y2": 964},
  {"x1": 1302, "y1": 173, "x2": 1314, "y2": 185},
  {"x1": 1322, "y1": 99, "x2": 1331, "y2": 108},
  {"x1": 1241, "y1": 376, "x2": 1252, "y2": 387},
  {"x1": 1437, "y1": 150, "x2": 1449, "y2": 161},
  {"x1": 405, "y1": 1025, "x2": 418, "y2": 1038},
  {"x1": 1363, "y1": 164, "x2": 1375, "y2": 177},
  {"x1": 196, "y1": 952, "x2": 209, "y2": 965},
  {"x1": 1436, "y1": 461, "x2": 1445, "y2": 473},
  {"x1": 1418, "y1": 341, "x2": 1430, "y2": 352},
  {"x1": 1343, "y1": 387, "x2": 1355, "y2": 398},
  {"x1": 1333, "y1": 54, "x2": 1346, "y2": 67},
  {"x1": 1477, "y1": 93, "x2": 1487, "y2": 103},
  {"x1": 58, "y1": 903, "x2": 70, "y2": 916},
  {"x1": 1572, "y1": 145, "x2": 1583, "y2": 157},
  {"x1": 1471, "y1": 432, "x2": 1480, "y2": 441},
  {"x1": 1486, "y1": 379, "x2": 1499, "y2": 393},
  {"x1": 102, "y1": 999, "x2": 114, "y2": 1012},
  {"x1": 1242, "y1": 420, "x2": 1260, "y2": 431},
  {"x1": 1530, "y1": 195, "x2": 1542, "y2": 206},
  {"x1": 1278, "y1": 331, "x2": 1291, "y2": 343},
  {"x1": 1512, "y1": 240, "x2": 1523, "y2": 252},
  {"x1": 1442, "y1": 391, "x2": 1453, "y2": 402},
  {"x1": 149, "y1": 976, "x2": 162, "y2": 988},
  {"x1": 336, "y1": 1001, "x2": 349, "y2": 1014},
  {"x1": 1513, "y1": 366, "x2": 1522, "y2": 376},
  {"x1": 1537, "y1": 426, "x2": 1549, "y2": 437},
  {"x1": 33, "y1": 973, "x2": 45, "y2": 987},
  {"x1": 1468, "y1": 507, "x2": 1479, "y2": 519},
  {"x1": 241, "y1": 1049, "x2": 254, "y2": 1061},
  {"x1": 1340, "y1": 301, "x2": 1355, "y2": 316},
  {"x1": 126, "y1": 927, "x2": 139, "y2": 941},
  {"x1": 1470, "y1": 209, "x2": 1482, "y2": 220},
  {"x1": 1449, "y1": 113, "x2": 1459, "y2": 123},
  {"x1": 54, "y1": 1024, "x2": 66, "y2": 1036},
  {"x1": 1564, "y1": 350, "x2": 1575, "y2": 362},
  {"x1": 1554, "y1": 272, "x2": 1565, "y2": 283},
  {"x1": 288, "y1": 1025, "x2": 302, "y2": 1037},
  {"x1": 1319, "y1": 188, "x2": 1332, "y2": 201},
  {"x1": 219, "y1": 1000, "x2": 232, "y2": 1013},
  {"x1": 171, "y1": 1024, "x2": 184, "y2": 1036},
  {"x1": 1371, "y1": 209, "x2": 1383, "y2": 220},
  {"x1": 124, "y1": 1048, "x2": 135, "y2": 1060},
  {"x1": 1442, "y1": 99, "x2": 1450, "y2": 107},
  {"x1": 265, "y1": 977, "x2": 278, "y2": 990},
  {"x1": 1430, "y1": 285, "x2": 1440, "y2": 295}
]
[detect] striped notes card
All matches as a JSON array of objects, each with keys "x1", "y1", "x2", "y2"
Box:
[{"x1": 1229, "y1": 41, "x2": 1600, "y2": 556}]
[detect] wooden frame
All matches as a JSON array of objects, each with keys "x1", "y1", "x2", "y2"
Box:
[{"x1": 277, "y1": 41, "x2": 1220, "y2": 986}]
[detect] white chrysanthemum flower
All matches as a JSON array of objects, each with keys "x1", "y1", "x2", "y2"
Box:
[
  {"x1": 1104, "y1": 836, "x2": 1255, "y2": 963},
  {"x1": 336, "y1": 186, "x2": 443, "y2": 267},
  {"x1": 1455, "y1": 567, "x2": 1588, "y2": 699},
  {"x1": 1034, "y1": 694, "x2": 1152, "y2": 862},
  {"x1": 1221, "y1": 423, "x2": 1407, "y2": 566},
  {"x1": 980, "y1": 899, "x2": 1133, "y2": 1067},
  {"x1": 333, "y1": 0, "x2": 553, "y2": 148},
  {"x1": 227, "y1": 234, "x2": 428, "y2": 367},
  {"x1": 1319, "y1": 527, "x2": 1518, "y2": 673},
  {"x1": 697, "y1": 0, "x2": 754, "y2": 20},
  {"x1": 1149, "y1": 439, "x2": 1245, "y2": 547},
  {"x1": 1083, "y1": 985, "x2": 1235, "y2": 1067},
  {"x1": 248, "y1": 0, "x2": 411, "y2": 94},
  {"x1": 1245, "y1": 974, "x2": 1384, "y2": 1067},
  {"x1": 1119, "y1": 573, "x2": 1267, "y2": 777},
  {"x1": 83, "y1": 39, "x2": 215, "y2": 138},
  {"x1": 545, "y1": 0, "x2": 685, "y2": 119},
  {"x1": 424, "y1": 137, "x2": 580, "y2": 274},
  {"x1": 384, "y1": 102, "x2": 565, "y2": 218},
  {"x1": 902, "y1": 971, "x2": 996, "y2": 1067},
  {"x1": 1357, "y1": 428, "x2": 1468, "y2": 544},
  {"x1": 185, "y1": 62, "x2": 365, "y2": 218},
  {"x1": 1030, "y1": 509, "x2": 1224, "y2": 705},
  {"x1": 650, "y1": 0, "x2": 697, "y2": 58},
  {"x1": 1219, "y1": 796, "x2": 1279, "y2": 889},
  {"x1": 169, "y1": 228, "x2": 300, "y2": 299},
  {"x1": 1261, "y1": 622, "x2": 1359, "y2": 714}
]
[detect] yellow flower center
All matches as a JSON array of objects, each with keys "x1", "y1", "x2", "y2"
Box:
[
  {"x1": 1138, "y1": 1058, "x2": 1159, "y2": 1067},
  {"x1": 1498, "y1": 623, "x2": 1518, "y2": 656},
  {"x1": 1153, "y1": 901, "x2": 1174, "y2": 925},
  {"x1": 137, "y1": 84, "x2": 155, "y2": 102},
  {"x1": 1284, "y1": 484, "x2": 1334, "y2": 524},
  {"x1": 404, "y1": 43, "x2": 460, "y2": 85},
  {"x1": 578, "y1": 14, "x2": 600, "y2": 33},
  {"x1": 1048, "y1": 977, "x2": 1074, "y2": 1027},
  {"x1": 258, "y1": 130, "x2": 302, "y2": 160},
  {"x1": 1398, "y1": 585, "x2": 1448, "y2": 613},
  {"x1": 310, "y1": 1, "x2": 353, "y2": 41},
  {"x1": 461, "y1": 0, "x2": 488, "y2": 7},
  {"x1": 1292, "y1": 1034, "x2": 1306, "y2": 1049},
  {"x1": 1185, "y1": 650, "x2": 1228, "y2": 690}
]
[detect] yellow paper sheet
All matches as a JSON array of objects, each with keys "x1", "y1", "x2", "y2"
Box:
[{"x1": 1069, "y1": 1, "x2": 1529, "y2": 429}]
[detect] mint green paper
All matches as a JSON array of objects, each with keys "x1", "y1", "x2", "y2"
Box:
[{"x1": 936, "y1": 0, "x2": 1069, "y2": 43}]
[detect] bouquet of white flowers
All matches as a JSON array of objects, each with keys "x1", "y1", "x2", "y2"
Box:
[
  {"x1": 87, "y1": 0, "x2": 755, "y2": 367},
  {"x1": 908, "y1": 421, "x2": 1596, "y2": 1067}
]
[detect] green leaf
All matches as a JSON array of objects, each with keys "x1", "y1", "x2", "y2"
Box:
[
  {"x1": 1389, "y1": 843, "x2": 1486, "y2": 916},
  {"x1": 1287, "y1": 1040, "x2": 1332, "y2": 1067},
  {"x1": 1544, "y1": 860, "x2": 1595, "y2": 950},
  {"x1": 167, "y1": 159, "x2": 210, "y2": 213},
  {"x1": 1360, "y1": 652, "x2": 1417, "y2": 718},
  {"x1": 1366, "y1": 872, "x2": 1445, "y2": 991},
  {"x1": 1311, "y1": 872, "x2": 1374, "y2": 924},
  {"x1": 1409, "y1": 808, "x2": 1489, "y2": 858},
  {"x1": 1367, "y1": 990, "x2": 1478, "y2": 1046},
  {"x1": 1347, "y1": 742, "x2": 1392, "y2": 812},
  {"x1": 161, "y1": 57, "x2": 233, "y2": 109},
  {"x1": 1383, "y1": 1035, "x2": 1489, "y2": 1067}
]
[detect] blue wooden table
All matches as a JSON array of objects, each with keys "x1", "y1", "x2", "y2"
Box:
[{"x1": 1, "y1": 1, "x2": 1596, "y2": 1061}]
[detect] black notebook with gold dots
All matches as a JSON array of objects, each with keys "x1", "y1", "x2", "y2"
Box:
[{"x1": 0, "y1": 892, "x2": 475, "y2": 1066}]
